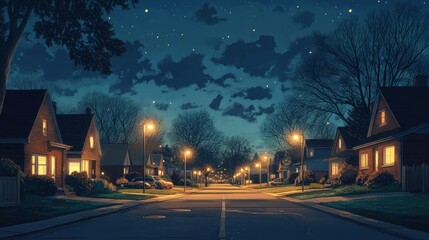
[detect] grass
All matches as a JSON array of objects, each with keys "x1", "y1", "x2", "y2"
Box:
[
  {"x1": 87, "y1": 192, "x2": 155, "y2": 200},
  {"x1": 261, "y1": 183, "x2": 325, "y2": 194},
  {"x1": 118, "y1": 187, "x2": 178, "y2": 195},
  {"x1": 323, "y1": 194, "x2": 429, "y2": 233},
  {"x1": 0, "y1": 195, "x2": 114, "y2": 227},
  {"x1": 287, "y1": 184, "x2": 401, "y2": 200}
]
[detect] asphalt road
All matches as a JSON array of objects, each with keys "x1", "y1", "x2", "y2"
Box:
[{"x1": 21, "y1": 184, "x2": 403, "y2": 240}]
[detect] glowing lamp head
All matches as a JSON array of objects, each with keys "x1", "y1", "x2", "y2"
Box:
[
  {"x1": 255, "y1": 163, "x2": 260, "y2": 168},
  {"x1": 293, "y1": 134, "x2": 300, "y2": 141}
]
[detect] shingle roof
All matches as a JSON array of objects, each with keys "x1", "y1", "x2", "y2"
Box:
[
  {"x1": 101, "y1": 144, "x2": 129, "y2": 166},
  {"x1": 380, "y1": 87, "x2": 429, "y2": 130},
  {"x1": 0, "y1": 90, "x2": 47, "y2": 140},
  {"x1": 56, "y1": 114, "x2": 93, "y2": 151},
  {"x1": 305, "y1": 139, "x2": 333, "y2": 148},
  {"x1": 337, "y1": 127, "x2": 362, "y2": 149}
]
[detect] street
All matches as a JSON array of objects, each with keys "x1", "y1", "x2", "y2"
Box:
[{"x1": 20, "y1": 185, "x2": 402, "y2": 240}]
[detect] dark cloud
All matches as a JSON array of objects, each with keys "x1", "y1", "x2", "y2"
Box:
[
  {"x1": 273, "y1": 6, "x2": 285, "y2": 13},
  {"x1": 194, "y1": 3, "x2": 227, "y2": 25},
  {"x1": 154, "y1": 103, "x2": 170, "y2": 111},
  {"x1": 222, "y1": 103, "x2": 275, "y2": 122},
  {"x1": 281, "y1": 84, "x2": 290, "y2": 92},
  {"x1": 213, "y1": 73, "x2": 237, "y2": 87},
  {"x1": 232, "y1": 86, "x2": 272, "y2": 100},
  {"x1": 293, "y1": 11, "x2": 315, "y2": 28},
  {"x1": 209, "y1": 94, "x2": 223, "y2": 110},
  {"x1": 52, "y1": 86, "x2": 78, "y2": 97},
  {"x1": 144, "y1": 53, "x2": 213, "y2": 90},
  {"x1": 181, "y1": 103, "x2": 200, "y2": 110},
  {"x1": 255, "y1": 104, "x2": 275, "y2": 116}
]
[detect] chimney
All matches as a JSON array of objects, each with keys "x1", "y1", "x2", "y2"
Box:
[
  {"x1": 412, "y1": 75, "x2": 428, "y2": 87},
  {"x1": 85, "y1": 107, "x2": 93, "y2": 114},
  {"x1": 52, "y1": 101, "x2": 57, "y2": 114}
]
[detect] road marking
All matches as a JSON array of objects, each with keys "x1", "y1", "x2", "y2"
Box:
[{"x1": 219, "y1": 194, "x2": 226, "y2": 239}]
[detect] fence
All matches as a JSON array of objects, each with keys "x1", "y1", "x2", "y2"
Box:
[
  {"x1": 0, "y1": 173, "x2": 20, "y2": 207},
  {"x1": 402, "y1": 163, "x2": 429, "y2": 192}
]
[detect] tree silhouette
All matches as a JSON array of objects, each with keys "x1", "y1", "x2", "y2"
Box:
[{"x1": 0, "y1": 0, "x2": 139, "y2": 113}]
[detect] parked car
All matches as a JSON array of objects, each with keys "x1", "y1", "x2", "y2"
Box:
[
  {"x1": 126, "y1": 177, "x2": 155, "y2": 189},
  {"x1": 269, "y1": 178, "x2": 283, "y2": 186},
  {"x1": 153, "y1": 176, "x2": 174, "y2": 189},
  {"x1": 146, "y1": 176, "x2": 164, "y2": 189}
]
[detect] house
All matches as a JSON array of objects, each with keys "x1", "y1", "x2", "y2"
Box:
[
  {"x1": 56, "y1": 110, "x2": 101, "y2": 179},
  {"x1": 100, "y1": 144, "x2": 131, "y2": 182},
  {"x1": 129, "y1": 143, "x2": 156, "y2": 176},
  {"x1": 0, "y1": 90, "x2": 70, "y2": 188},
  {"x1": 353, "y1": 87, "x2": 429, "y2": 191},
  {"x1": 292, "y1": 139, "x2": 333, "y2": 181},
  {"x1": 149, "y1": 152, "x2": 165, "y2": 176},
  {"x1": 326, "y1": 127, "x2": 361, "y2": 180}
]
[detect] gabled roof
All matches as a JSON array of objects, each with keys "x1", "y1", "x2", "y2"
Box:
[
  {"x1": 56, "y1": 114, "x2": 93, "y2": 152},
  {"x1": 337, "y1": 127, "x2": 362, "y2": 149},
  {"x1": 129, "y1": 143, "x2": 144, "y2": 166},
  {"x1": 305, "y1": 139, "x2": 333, "y2": 148},
  {"x1": 379, "y1": 87, "x2": 429, "y2": 130},
  {"x1": 0, "y1": 90, "x2": 47, "y2": 140},
  {"x1": 101, "y1": 144, "x2": 130, "y2": 166},
  {"x1": 151, "y1": 153, "x2": 163, "y2": 166}
]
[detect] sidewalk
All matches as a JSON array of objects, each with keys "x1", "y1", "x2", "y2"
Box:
[
  {"x1": 280, "y1": 193, "x2": 429, "y2": 240},
  {"x1": 0, "y1": 194, "x2": 183, "y2": 239}
]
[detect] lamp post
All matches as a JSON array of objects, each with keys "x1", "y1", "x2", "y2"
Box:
[
  {"x1": 263, "y1": 155, "x2": 269, "y2": 185},
  {"x1": 245, "y1": 167, "x2": 250, "y2": 185},
  {"x1": 142, "y1": 123, "x2": 154, "y2": 194},
  {"x1": 293, "y1": 133, "x2": 305, "y2": 192},
  {"x1": 183, "y1": 150, "x2": 191, "y2": 192},
  {"x1": 255, "y1": 163, "x2": 261, "y2": 185}
]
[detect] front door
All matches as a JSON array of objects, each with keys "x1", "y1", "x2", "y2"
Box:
[{"x1": 91, "y1": 160, "x2": 96, "y2": 179}]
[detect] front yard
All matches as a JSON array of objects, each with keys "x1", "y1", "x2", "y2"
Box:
[
  {"x1": 0, "y1": 195, "x2": 114, "y2": 227},
  {"x1": 244, "y1": 183, "x2": 325, "y2": 194},
  {"x1": 118, "y1": 187, "x2": 181, "y2": 195},
  {"x1": 86, "y1": 192, "x2": 155, "y2": 200},
  {"x1": 323, "y1": 194, "x2": 429, "y2": 233}
]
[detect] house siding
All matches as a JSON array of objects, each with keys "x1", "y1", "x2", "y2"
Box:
[
  {"x1": 80, "y1": 119, "x2": 101, "y2": 179},
  {"x1": 370, "y1": 98, "x2": 400, "y2": 136}
]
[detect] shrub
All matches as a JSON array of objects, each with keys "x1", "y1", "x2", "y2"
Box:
[
  {"x1": 125, "y1": 171, "x2": 141, "y2": 181},
  {"x1": 338, "y1": 163, "x2": 358, "y2": 185},
  {"x1": 365, "y1": 171, "x2": 395, "y2": 189},
  {"x1": 100, "y1": 174, "x2": 110, "y2": 182},
  {"x1": 24, "y1": 175, "x2": 57, "y2": 196},
  {"x1": 355, "y1": 171, "x2": 368, "y2": 186},
  {"x1": 115, "y1": 177, "x2": 128, "y2": 186},
  {"x1": 287, "y1": 172, "x2": 299, "y2": 184},
  {"x1": 0, "y1": 158, "x2": 21, "y2": 176},
  {"x1": 91, "y1": 179, "x2": 117, "y2": 194},
  {"x1": 65, "y1": 171, "x2": 93, "y2": 195},
  {"x1": 319, "y1": 177, "x2": 327, "y2": 184},
  {"x1": 303, "y1": 170, "x2": 316, "y2": 183}
]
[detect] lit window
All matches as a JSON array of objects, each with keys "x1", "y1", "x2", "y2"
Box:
[
  {"x1": 360, "y1": 153, "x2": 369, "y2": 168},
  {"x1": 308, "y1": 149, "x2": 314, "y2": 157},
  {"x1": 332, "y1": 162, "x2": 339, "y2": 175},
  {"x1": 82, "y1": 160, "x2": 90, "y2": 174},
  {"x1": 375, "y1": 150, "x2": 379, "y2": 171},
  {"x1": 89, "y1": 136, "x2": 94, "y2": 149},
  {"x1": 383, "y1": 146, "x2": 395, "y2": 166},
  {"x1": 51, "y1": 156, "x2": 56, "y2": 176},
  {"x1": 380, "y1": 110, "x2": 386, "y2": 126},
  {"x1": 68, "y1": 162, "x2": 81, "y2": 174},
  {"x1": 338, "y1": 138, "x2": 342, "y2": 149},
  {"x1": 42, "y1": 119, "x2": 47, "y2": 136},
  {"x1": 32, "y1": 155, "x2": 47, "y2": 175}
]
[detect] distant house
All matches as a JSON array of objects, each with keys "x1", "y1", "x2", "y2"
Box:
[
  {"x1": 56, "y1": 110, "x2": 101, "y2": 179},
  {"x1": 101, "y1": 144, "x2": 131, "y2": 182},
  {"x1": 149, "y1": 152, "x2": 165, "y2": 176},
  {"x1": 292, "y1": 139, "x2": 333, "y2": 181},
  {"x1": 0, "y1": 90, "x2": 70, "y2": 188},
  {"x1": 326, "y1": 127, "x2": 361, "y2": 180},
  {"x1": 353, "y1": 87, "x2": 429, "y2": 191},
  {"x1": 129, "y1": 144, "x2": 156, "y2": 176}
]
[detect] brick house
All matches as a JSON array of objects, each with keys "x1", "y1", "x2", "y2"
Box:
[
  {"x1": 101, "y1": 144, "x2": 131, "y2": 182},
  {"x1": 129, "y1": 143, "x2": 156, "y2": 175},
  {"x1": 353, "y1": 87, "x2": 429, "y2": 185},
  {"x1": 56, "y1": 111, "x2": 101, "y2": 179},
  {"x1": 0, "y1": 90, "x2": 70, "y2": 188},
  {"x1": 326, "y1": 127, "x2": 361, "y2": 180}
]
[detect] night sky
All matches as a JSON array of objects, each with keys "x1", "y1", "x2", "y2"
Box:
[{"x1": 9, "y1": 0, "x2": 427, "y2": 149}]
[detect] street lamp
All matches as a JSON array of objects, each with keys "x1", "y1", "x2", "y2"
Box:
[
  {"x1": 292, "y1": 132, "x2": 305, "y2": 192},
  {"x1": 183, "y1": 149, "x2": 192, "y2": 192},
  {"x1": 263, "y1": 155, "x2": 269, "y2": 185},
  {"x1": 255, "y1": 163, "x2": 261, "y2": 185},
  {"x1": 143, "y1": 122, "x2": 155, "y2": 194},
  {"x1": 245, "y1": 167, "x2": 249, "y2": 185}
]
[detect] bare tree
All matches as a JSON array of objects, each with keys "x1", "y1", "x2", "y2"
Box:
[
  {"x1": 296, "y1": 4, "x2": 429, "y2": 138},
  {"x1": 168, "y1": 110, "x2": 223, "y2": 168},
  {"x1": 222, "y1": 136, "x2": 253, "y2": 175}
]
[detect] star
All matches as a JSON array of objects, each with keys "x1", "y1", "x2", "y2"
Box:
[
  {"x1": 348, "y1": 9, "x2": 353, "y2": 13},
  {"x1": 144, "y1": 9, "x2": 149, "y2": 13}
]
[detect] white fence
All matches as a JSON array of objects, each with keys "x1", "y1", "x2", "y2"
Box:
[{"x1": 0, "y1": 173, "x2": 20, "y2": 207}]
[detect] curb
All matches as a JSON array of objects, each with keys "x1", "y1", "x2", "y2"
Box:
[
  {"x1": 278, "y1": 196, "x2": 429, "y2": 240},
  {"x1": 0, "y1": 194, "x2": 184, "y2": 239}
]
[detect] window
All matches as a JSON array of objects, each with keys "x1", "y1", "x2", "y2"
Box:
[
  {"x1": 375, "y1": 150, "x2": 379, "y2": 172},
  {"x1": 383, "y1": 146, "x2": 395, "y2": 166},
  {"x1": 82, "y1": 160, "x2": 89, "y2": 174},
  {"x1": 338, "y1": 138, "x2": 342, "y2": 149},
  {"x1": 68, "y1": 162, "x2": 81, "y2": 174},
  {"x1": 31, "y1": 155, "x2": 47, "y2": 175},
  {"x1": 89, "y1": 136, "x2": 94, "y2": 149},
  {"x1": 51, "y1": 156, "x2": 56, "y2": 176},
  {"x1": 332, "y1": 162, "x2": 339, "y2": 175},
  {"x1": 360, "y1": 153, "x2": 369, "y2": 168},
  {"x1": 42, "y1": 119, "x2": 47, "y2": 136},
  {"x1": 308, "y1": 148, "x2": 314, "y2": 157},
  {"x1": 380, "y1": 110, "x2": 386, "y2": 126}
]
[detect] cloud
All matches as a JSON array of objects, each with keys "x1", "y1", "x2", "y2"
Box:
[
  {"x1": 293, "y1": 11, "x2": 315, "y2": 28},
  {"x1": 281, "y1": 84, "x2": 290, "y2": 92},
  {"x1": 233, "y1": 86, "x2": 272, "y2": 100},
  {"x1": 213, "y1": 73, "x2": 237, "y2": 87},
  {"x1": 222, "y1": 103, "x2": 275, "y2": 122},
  {"x1": 273, "y1": 6, "x2": 285, "y2": 13},
  {"x1": 52, "y1": 86, "x2": 78, "y2": 97},
  {"x1": 154, "y1": 103, "x2": 170, "y2": 111},
  {"x1": 194, "y1": 3, "x2": 227, "y2": 25},
  {"x1": 209, "y1": 94, "x2": 223, "y2": 110},
  {"x1": 181, "y1": 103, "x2": 200, "y2": 110},
  {"x1": 255, "y1": 104, "x2": 275, "y2": 116}
]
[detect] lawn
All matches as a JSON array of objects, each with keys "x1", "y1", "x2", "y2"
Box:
[
  {"x1": 287, "y1": 184, "x2": 401, "y2": 200},
  {"x1": 262, "y1": 183, "x2": 325, "y2": 194},
  {"x1": 87, "y1": 192, "x2": 155, "y2": 200},
  {"x1": 323, "y1": 194, "x2": 429, "y2": 233},
  {"x1": 118, "y1": 187, "x2": 178, "y2": 195},
  {"x1": 0, "y1": 195, "x2": 114, "y2": 227}
]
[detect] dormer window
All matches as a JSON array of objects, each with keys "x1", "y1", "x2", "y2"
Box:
[
  {"x1": 42, "y1": 119, "x2": 47, "y2": 136},
  {"x1": 380, "y1": 110, "x2": 386, "y2": 126},
  {"x1": 90, "y1": 136, "x2": 94, "y2": 149}
]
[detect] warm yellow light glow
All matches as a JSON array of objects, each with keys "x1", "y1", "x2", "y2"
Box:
[
  {"x1": 255, "y1": 163, "x2": 260, "y2": 168},
  {"x1": 206, "y1": 168, "x2": 211, "y2": 171},
  {"x1": 147, "y1": 124, "x2": 154, "y2": 130},
  {"x1": 293, "y1": 134, "x2": 300, "y2": 141},
  {"x1": 245, "y1": 167, "x2": 248, "y2": 170},
  {"x1": 240, "y1": 168, "x2": 244, "y2": 172},
  {"x1": 185, "y1": 150, "x2": 191, "y2": 155}
]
